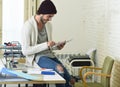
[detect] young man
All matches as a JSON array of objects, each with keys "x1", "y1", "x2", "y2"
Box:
[{"x1": 21, "y1": 0, "x2": 75, "y2": 87}]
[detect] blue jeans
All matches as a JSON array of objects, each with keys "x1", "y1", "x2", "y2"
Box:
[{"x1": 37, "y1": 56, "x2": 72, "y2": 87}]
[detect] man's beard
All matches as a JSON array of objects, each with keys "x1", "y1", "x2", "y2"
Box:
[{"x1": 40, "y1": 16, "x2": 46, "y2": 24}]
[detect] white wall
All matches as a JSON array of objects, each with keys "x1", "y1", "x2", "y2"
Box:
[
  {"x1": 52, "y1": 0, "x2": 120, "y2": 67},
  {"x1": 51, "y1": 0, "x2": 89, "y2": 54},
  {"x1": 82, "y1": 0, "x2": 120, "y2": 66},
  {"x1": 2, "y1": 0, "x2": 24, "y2": 44}
]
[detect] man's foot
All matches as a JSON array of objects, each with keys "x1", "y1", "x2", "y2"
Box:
[{"x1": 70, "y1": 78, "x2": 76, "y2": 85}]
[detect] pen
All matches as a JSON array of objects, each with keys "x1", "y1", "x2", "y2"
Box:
[{"x1": 65, "y1": 39, "x2": 72, "y2": 43}]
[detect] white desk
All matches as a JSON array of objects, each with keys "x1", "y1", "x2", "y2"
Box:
[{"x1": 0, "y1": 58, "x2": 65, "y2": 85}]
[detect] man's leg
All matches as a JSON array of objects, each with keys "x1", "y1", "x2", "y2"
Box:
[
  {"x1": 38, "y1": 56, "x2": 74, "y2": 87},
  {"x1": 51, "y1": 58, "x2": 74, "y2": 87},
  {"x1": 37, "y1": 56, "x2": 65, "y2": 87}
]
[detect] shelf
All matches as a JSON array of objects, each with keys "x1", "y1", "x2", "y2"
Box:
[
  {"x1": 0, "y1": 45, "x2": 21, "y2": 50},
  {"x1": 4, "y1": 51, "x2": 23, "y2": 54}
]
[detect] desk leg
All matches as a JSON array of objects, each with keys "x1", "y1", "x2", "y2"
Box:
[
  {"x1": 47, "y1": 84, "x2": 49, "y2": 87},
  {"x1": 25, "y1": 84, "x2": 28, "y2": 87},
  {"x1": 33, "y1": 84, "x2": 46, "y2": 87},
  {"x1": 3, "y1": 84, "x2": 21, "y2": 87},
  {"x1": 4, "y1": 84, "x2": 6, "y2": 87},
  {"x1": 18, "y1": 84, "x2": 20, "y2": 87}
]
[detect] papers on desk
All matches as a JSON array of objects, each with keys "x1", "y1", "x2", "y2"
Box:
[
  {"x1": 0, "y1": 66, "x2": 55, "y2": 80},
  {"x1": 0, "y1": 67, "x2": 43, "y2": 81},
  {"x1": 28, "y1": 68, "x2": 55, "y2": 75}
]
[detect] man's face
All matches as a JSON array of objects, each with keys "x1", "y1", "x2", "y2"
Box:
[{"x1": 40, "y1": 14, "x2": 55, "y2": 24}]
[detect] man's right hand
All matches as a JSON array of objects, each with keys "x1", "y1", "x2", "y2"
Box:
[{"x1": 47, "y1": 41, "x2": 56, "y2": 47}]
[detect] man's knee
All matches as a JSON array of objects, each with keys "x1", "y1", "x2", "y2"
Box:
[{"x1": 56, "y1": 64, "x2": 64, "y2": 73}]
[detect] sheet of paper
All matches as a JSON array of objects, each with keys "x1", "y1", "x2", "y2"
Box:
[
  {"x1": 66, "y1": 39, "x2": 73, "y2": 43},
  {"x1": 27, "y1": 68, "x2": 41, "y2": 74},
  {"x1": 27, "y1": 68, "x2": 53, "y2": 74},
  {"x1": 1, "y1": 67, "x2": 43, "y2": 81}
]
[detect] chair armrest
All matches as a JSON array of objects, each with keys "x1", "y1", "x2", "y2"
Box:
[
  {"x1": 82, "y1": 72, "x2": 111, "y2": 87},
  {"x1": 83, "y1": 72, "x2": 111, "y2": 82},
  {"x1": 80, "y1": 66, "x2": 102, "y2": 81},
  {"x1": 81, "y1": 66, "x2": 102, "y2": 70}
]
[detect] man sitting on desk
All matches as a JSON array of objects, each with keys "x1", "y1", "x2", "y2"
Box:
[{"x1": 21, "y1": 0, "x2": 75, "y2": 87}]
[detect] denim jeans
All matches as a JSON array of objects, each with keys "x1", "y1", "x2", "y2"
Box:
[{"x1": 37, "y1": 56, "x2": 72, "y2": 87}]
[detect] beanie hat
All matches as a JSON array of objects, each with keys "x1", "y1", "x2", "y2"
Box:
[{"x1": 36, "y1": 0, "x2": 57, "y2": 14}]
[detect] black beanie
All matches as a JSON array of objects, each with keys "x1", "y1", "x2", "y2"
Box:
[{"x1": 36, "y1": 0, "x2": 57, "y2": 14}]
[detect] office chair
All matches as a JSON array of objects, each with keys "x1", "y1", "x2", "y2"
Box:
[
  {"x1": 110, "y1": 59, "x2": 120, "y2": 87},
  {"x1": 74, "y1": 56, "x2": 114, "y2": 87}
]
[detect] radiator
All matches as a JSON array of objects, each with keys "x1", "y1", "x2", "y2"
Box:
[
  {"x1": 55, "y1": 53, "x2": 78, "y2": 64},
  {"x1": 55, "y1": 52, "x2": 95, "y2": 76},
  {"x1": 55, "y1": 53, "x2": 81, "y2": 75}
]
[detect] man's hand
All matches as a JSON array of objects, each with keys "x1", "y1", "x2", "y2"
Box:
[
  {"x1": 57, "y1": 41, "x2": 66, "y2": 50},
  {"x1": 47, "y1": 41, "x2": 56, "y2": 47}
]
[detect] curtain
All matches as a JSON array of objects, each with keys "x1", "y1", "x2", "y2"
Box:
[{"x1": 24, "y1": 0, "x2": 40, "y2": 21}]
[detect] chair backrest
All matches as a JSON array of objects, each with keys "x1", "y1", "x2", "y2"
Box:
[
  {"x1": 101, "y1": 56, "x2": 114, "y2": 87},
  {"x1": 110, "y1": 59, "x2": 120, "y2": 87}
]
